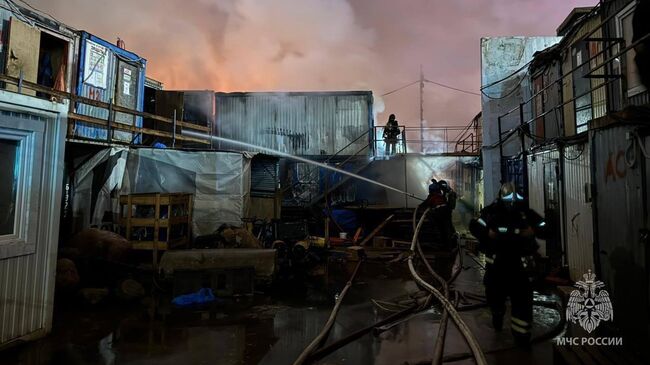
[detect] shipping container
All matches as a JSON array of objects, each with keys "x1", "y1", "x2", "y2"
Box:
[
  {"x1": 563, "y1": 142, "x2": 594, "y2": 281},
  {"x1": 215, "y1": 91, "x2": 373, "y2": 156},
  {"x1": 72, "y1": 32, "x2": 146, "y2": 143},
  {"x1": 592, "y1": 124, "x2": 649, "y2": 348}
]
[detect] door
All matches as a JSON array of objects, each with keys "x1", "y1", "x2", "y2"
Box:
[
  {"x1": 113, "y1": 60, "x2": 139, "y2": 142},
  {"x1": 4, "y1": 17, "x2": 41, "y2": 96},
  {"x1": 543, "y1": 160, "x2": 562, "y2": 267}
]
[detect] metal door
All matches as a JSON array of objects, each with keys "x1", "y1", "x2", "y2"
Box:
[
  {"x1": 543, "y1": 160, "x2": 562, "y2": 267},
  {"x1": 113, "y1": 59, "x2": 139, "y2": 142}
]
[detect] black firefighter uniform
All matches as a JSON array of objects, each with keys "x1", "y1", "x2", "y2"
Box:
[{"x1": 469, "y1": 196, "x2": 546, "y2": 341}]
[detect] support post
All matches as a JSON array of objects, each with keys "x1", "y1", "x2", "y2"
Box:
[
  {"x1": 497, "y1": 116, "x2": 504, "y2": 182},
  {"x1": 420, "y1": 65, "x2": 424, "y2": 153},
  {"x1": 519, "y1": 103, "x2": 528, "y2": 194},
  {"x1": 107, "y1": 98, "x2": 114, "y2": 143},
  {"x1": 172, "y1": 109, "x2": 177, "y2": 148}
]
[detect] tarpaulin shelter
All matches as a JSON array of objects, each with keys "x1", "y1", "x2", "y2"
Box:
[{"x1": 71, "y1": 148, "x2": 252, "y2": 238}]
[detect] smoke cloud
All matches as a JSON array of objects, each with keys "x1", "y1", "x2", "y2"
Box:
[{"x1": 31, "y1": 0, "x2": 596, "y2": 127}]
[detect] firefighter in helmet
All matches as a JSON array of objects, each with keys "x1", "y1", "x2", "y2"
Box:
[
  {"x1": 469, "y1": 182, "x2": 546, "y2": 344},
  {"x1": 382, "y1": 114, "x2": 401, "y2": 155}
]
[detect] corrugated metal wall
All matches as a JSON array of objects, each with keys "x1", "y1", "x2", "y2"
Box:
[
  {"x1": 592, "y1": 125, "x2": 648, "y2": 343},
  {"x1": 563, "y1": 142, "x2": 594, "y2": 280},
  {"x1": 215, "y1": 92, "x2": 373, "y2": 156},
  {"x1": 527, "y1": 148, "x2": 560, "y2": 258},
  {"x1": 73, "y1": 33, "x2": 146, "y2": 142},
  {"x1": 0, "y1": 94, "x2": 66, "y2": 347},
  {"x1": 1, "y1": 243, "x2": 53, "y2": 344}
]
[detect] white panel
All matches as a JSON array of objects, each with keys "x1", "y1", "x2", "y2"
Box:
[{"x1": 0, "y1": 91, "x2": 67, "y2": 347}]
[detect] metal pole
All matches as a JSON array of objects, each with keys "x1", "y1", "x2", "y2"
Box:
[
  {"x1": 497, "y1": 116, "x2": 504, "y2": 182},
  {"x1": 172, "y1": 109, "x2": 177, "y2": 148},
  {"x1": 420, "y1": 65, "x2": 424, "y2": 153},
  {"x1": 107, "y1": 98, "x2": 114, "y2": 143},
  {"x1": 519, "y1": 103, "x2": 528, "y2": 194},
  {"x1": 402, "y1": 154, "x2": 409, "y2": 208},
  {"x1": 17, "y1": 70, "x2": 23, "y2": 94},
  {"x1": 324, "y1": 168, "x2": 330, "y2": 248}
]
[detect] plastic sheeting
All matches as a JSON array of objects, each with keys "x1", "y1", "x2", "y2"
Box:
[{"x1": 72, "y1": 148, "x2": 251, "y2": 238}]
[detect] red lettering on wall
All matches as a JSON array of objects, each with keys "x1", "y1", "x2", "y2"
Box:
[{"x1": 605, "y1": 150, "x2": 627, "y2": 183}]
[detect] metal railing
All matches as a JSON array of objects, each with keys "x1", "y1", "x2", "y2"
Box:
[
  {"x1": 372, "y1": 125, "x2": 481, "y2": 155},
  {"x1": 0, "y1": 73, "x2": 211, "y2": 147}
]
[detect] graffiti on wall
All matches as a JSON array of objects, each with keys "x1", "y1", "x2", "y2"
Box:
[{"x1": 604, "y1": 150, "x2": 626, "y2": 183}]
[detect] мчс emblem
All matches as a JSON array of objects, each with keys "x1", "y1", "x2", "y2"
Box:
[{"x1": 566, "y1": 270, "x2": 613, "y2": 333}]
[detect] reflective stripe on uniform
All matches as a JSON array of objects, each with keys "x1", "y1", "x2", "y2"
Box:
[
  {"x1": 484, "y1": 256, "x2": 494, "y2": 264},
  {"x1": 511, "y1": 323, "x2": 530, "y2": 334},
  {"x1": 498, "y1": 227, "x2": 508, "y2": 233},
  {"x1": 477, "y1": 218, "x2": 487, "y2": 227},
  {"x1": 511, "y1": 317, "x2": 530, "y2": 328}
]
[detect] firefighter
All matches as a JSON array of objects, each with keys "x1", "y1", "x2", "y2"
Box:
[
  {"x1": 418, "y1": 179, "x2": 448, "y2": 247},
  {"x1": 382, "y1": 114, "x2": 401, "y2": 155},
  {"x1": 438, "y1": 180, "x2": 457, "y2": 245},
  {"x1": 469, "y1": 182, "x2": 546, "y2": 345}
]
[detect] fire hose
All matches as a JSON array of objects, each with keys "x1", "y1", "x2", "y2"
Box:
[
  {"x1": 408, "y1": 207, "x2": 488, "y2": 365},
  {"x1": 292, "y1": 259, "x2": 363, "y2": 365}
]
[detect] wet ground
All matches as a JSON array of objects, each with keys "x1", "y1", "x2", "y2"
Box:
[{"x1": 2, "y1": 253, "x2": 563, "y2": 365}]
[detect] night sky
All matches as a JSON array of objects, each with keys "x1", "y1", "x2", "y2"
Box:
[{"x1": 32, "y1": 0, "x2": 596, "y2": 127}]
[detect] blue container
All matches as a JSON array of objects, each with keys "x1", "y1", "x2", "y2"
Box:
[{"x1": 73, "y1": 32, "x2": 146, "y2": 143}]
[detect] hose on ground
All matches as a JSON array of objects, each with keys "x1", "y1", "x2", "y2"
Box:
[
  {"x1": 292, "y1": 259, "x2": 363, "y2": 365},
  {"x1": 412, "y1": 205, "x2": 465, "y2": 365},
  {"x1": 408, "y1": 208, "x2": 488, "y2": 365},
  {"x1": 408, "y1": 299, "x2": 565, "y2": 364}
]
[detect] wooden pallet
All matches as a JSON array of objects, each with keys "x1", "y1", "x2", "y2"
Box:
[{"x1": 119, "y1": 193, "x2": 192, "y2": 269}]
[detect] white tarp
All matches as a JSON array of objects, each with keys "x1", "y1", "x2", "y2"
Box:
[{"x1": 72, "y1": 148, "x2": 251, "y2": 238}]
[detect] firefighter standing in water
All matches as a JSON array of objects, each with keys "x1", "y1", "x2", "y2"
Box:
[
  {"x1": 469, "y1": 182, "x2": 546, "y2": 344},
  {"x1": 382, "y1": 114, "x2": 401, "y2": 155}
]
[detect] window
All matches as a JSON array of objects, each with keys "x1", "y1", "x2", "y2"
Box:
[
  {"x1": 0, "y1": 139, "x2": 20, "y2": 235},
  {"x1": 0, "y1": 112, "x2": 46, "y2": 259},
  {"x1": 617, "y1": 3, "x2": 646, "y2": 96}
]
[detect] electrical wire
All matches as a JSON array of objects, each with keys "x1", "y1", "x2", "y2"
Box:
[
  {"x1": 4, "y1": 0, "x2": 35, "y2": 26},
  {"x1": 424, "y1": 79, "x2": 480, "y2": 96},
  {"x1": 16, "y1": 0, "x2": 72, "y2": 29},
  {"x1": 481, "y1": 69, "x2": 529, "y2": 100},
  {"x1": 480, "y1": 61, "x2": 531, "y2": 91},
  {"x1": 478, "y1": 4, "x2": 601, "y2": 93},
  {"x1": 381, "y1": 80, "x2": 419, "y2": 97}
]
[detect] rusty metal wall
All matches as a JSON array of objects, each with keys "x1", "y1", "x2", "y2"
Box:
[
  {"x1": 592, "y1": 124, "x2": 648, "y2": 344},
  {"x1": 563, "y1": 142, "x2": 594, "y2": 281},
  {"x1": 215, "y1": 91, "x2": 373, "y2": 156}
]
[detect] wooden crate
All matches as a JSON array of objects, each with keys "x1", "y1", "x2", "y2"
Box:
[{"x1": 119, "y1": 193, "x2": 192, "y2": 267}]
